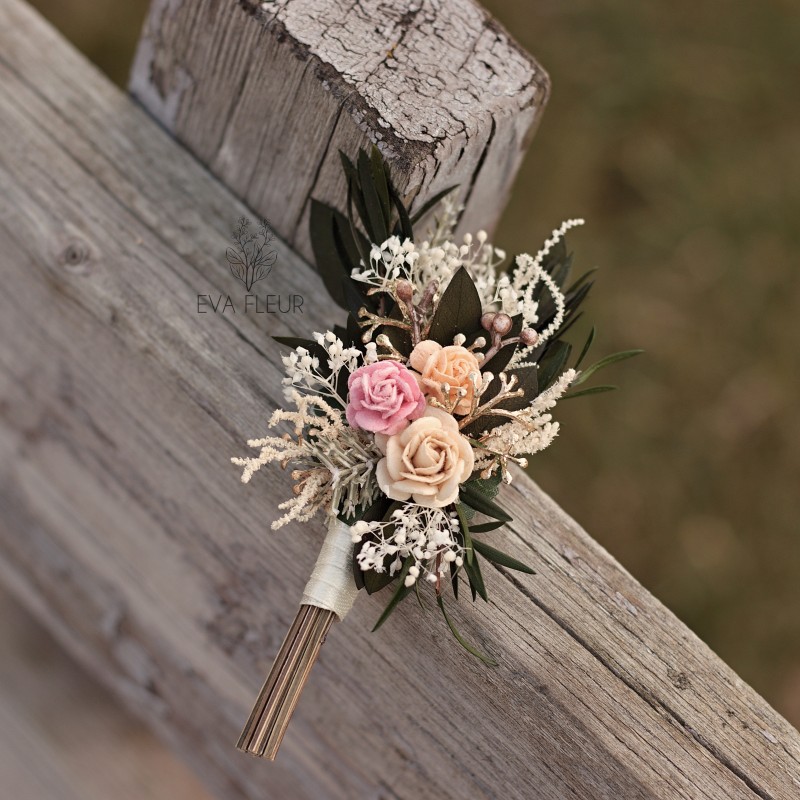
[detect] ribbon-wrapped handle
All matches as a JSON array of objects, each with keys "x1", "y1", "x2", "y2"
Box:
[{"x1": 237, "y1": 519, "x2": 358, "y2": 759}]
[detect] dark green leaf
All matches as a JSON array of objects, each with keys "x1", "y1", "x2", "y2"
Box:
[
  {"x1": 358, "y1": 149, "x2": 389, "y2": 244},
  {"x1": 572, "y1": 349, "x2": 643, "y2": 385},
  {"x1": 469, "y1": 520, "x2": 507, "y2": 533},
  {"x1": 563, "y1": 384, "x2": 618, "y2": 400},
  {"x1": 414, "y1": 580, "x2": 427, "y2": 610},
  {"x1": 369, "y1": 145, "x2": 391, "y2": 225},
  {"x1": 436, "y1": 595, "x2": 497, "y2": 665},
  {"x1": 460, "y1": 482, "x2": 512, "y2": 522},
  {"x1": 455, "y1": 503, "x2": 474, "y2": 565},
  {"x1": 364, "y1": 567, "x2": 397, "y2": 594},
  {"x1": 331, "y1": 207, "x2": 362, "y2": 273},
  {"x1": 346, "y1": 313, "x2": 364, "y2": 349},
  {"x1": 346, "y1": 176, "x2": 373, "y2": 270},
  {"x1": 463, "y1": 471, "x2": 502, "y2": 499},
  {"x1": 339, "y1": 152, "x2": 368, "y2": 227},
  {"x1": 372, "y1": 558, "x2": 413, "y2": 631},
  {"x1": 309, "y1": 200, "x2": 351, "y2": 309},
  {"x1": 565, "y1": 267, "x2": 598, "y2": 294},
  {"x1": 427, "y1": 267, "x2": 483, "y2": 345},
  {"x1": 449, "y1": 560, "x2": 460, "y2": 600},
  {"x1": 575, "y1": 326, "x2": 595, "y2": 369},
  {"x1": 389, "y1": 182, "x2": 414, "y2": 240},
  {"x1": 464, "y1": 552, "x2": 488, "y2": 602},
  {"x1": 537, "y1": 340, "x2": 572, "y2": 391},
  {"x1": 343, "y1": 277, "x2": 369, "y2": 318},
  {"x1": 472, "y1": 539, "x2": 535, "y2": 574},
  {"x1": 554, "y1": 309, "x2": 584, "y2": 339}
]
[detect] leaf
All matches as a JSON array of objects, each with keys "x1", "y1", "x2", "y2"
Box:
[
  {"x1": 369, "y1": 145, "x2": 391, "y2": 225},
  {"x1": 464, "y1": 552, "x2": 488, "y2": 602},
  {"x1": 358, "y1": 149, "x2": 389, "y2": 244},
  {"x1": 455, "y1": 503, "x2": 474, "y2": 565},
  {"x1": 554, "y1": 309, "x2": 584, "y2": 340},
  {"x1": 364, "y1": 567, "x2": 398, "y2": 594},
  {"x1": 550, "y1": 252, "x2": 574, "y2": 291},
  {"x1": 469, "y1": 520, "x2": 507, "y2": 533},
  {"x1": 436, "y1": 595, "x2": 497, "y2": 666},
  {"x1": 472, "y1": 539, "x2": 535, "y2": 574},
  {"x1": 331, "y1": 208, "x2": 363, "y2": 274},
  {"x1": 372, "y1": 558, "x2": 414, "y2": 631},
  {"x1": 565, "y1": 267, "x2": 597, "y2": 294},
  {"x1": 389, "y1": 182, "x2": 414, "y2": 240},
  {"x1": 449, "y1": 560, "x2": 459, "y2": 600},
  {"x1": 460, "y1": 482, "x2": 511, "y2": 522},
  {"x1": 536, "y1": 340, "x2": 572, "y2": 391},
  {"x1": 575, "y1": 326, "x2": 595, "y2": 369},
  {"x1": 381, "y1": 301, "x2": 412, "y2": 354},
  {"x1": 427, "y1": 267, "x2": 483, "y2": 345},
  {"x1": 346, "y1": 312, "x2": 364, "y2": 349},
  {"x1": 467, "y1": 471, "x2": 502, "y2": 498},
  {"x1": 572, "y1": 349, "x2": 643, "y2": 385},
  {"x1": 339, "y1": 152, "x2": 368, "y2": 227},
  {"x1": 343, "y1": 278, "x2": 369, "y2": 318},
  {"x1": 345, "y1": 176, "x2": 373, "y2": 271},
  {"x1": 410, "y1": 185, "x2": 459, "y2": 225},
  {"x1": 563, "y1": 384, "x2": 618, "y2": 400},
  {"x1": 309, "y1": 200, "x2": 351, "y2": 309}
]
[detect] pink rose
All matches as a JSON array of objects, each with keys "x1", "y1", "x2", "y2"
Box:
[{"x1": 346, "y1": 360, "x2": 427, "y2": 436}]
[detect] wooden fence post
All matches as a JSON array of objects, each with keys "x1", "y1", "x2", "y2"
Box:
[
  {"x1": 2, "y1": 1, "x2": 800, "y2": 798},
  {"x1": 129, "y1": 0, "x2": 549, "y2": 259}
]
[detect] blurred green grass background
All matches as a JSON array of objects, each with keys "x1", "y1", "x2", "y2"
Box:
[{"x1": 29, "y1": 0, "x2": 800, "y2": 726}]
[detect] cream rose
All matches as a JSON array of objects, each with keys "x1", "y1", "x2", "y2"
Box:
[
  {"x1": 375, "y1": 406, "x2": 474, "y2": 508},
  {"x1": 409, "y1": 340, "x2": 481, "y2": 415}
]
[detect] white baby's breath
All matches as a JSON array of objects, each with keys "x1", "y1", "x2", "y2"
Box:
[
  {"x1": 474, "y1": 369, "x2": 578, "y2": 481},
  {"x1": 352, "y1": 506, "x2": 464, "y2": 587},
  {"x1": 282, "y1": 331, "x2": 361, "y2": 405}
]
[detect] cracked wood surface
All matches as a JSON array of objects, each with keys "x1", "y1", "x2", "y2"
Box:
[
  {"x1": 2, "y1": 2, "x2": 800, "y2": 798},
  {"x1": 130, "y1": 0, "x2": 548, "y2": 261}
]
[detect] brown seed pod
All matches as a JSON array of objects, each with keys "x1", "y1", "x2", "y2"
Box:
[
  {"x1": 395, "y1": 280, "x2": 414, "y2": 302},
  {"x1": 519, "y1": 328, "x2": 539, "y2": 346},
  {"x1": 492, "y1": 313, "x2": 513, "y2": 335},
  {"x1": 480, "y1": 312, "x2": 496, "y2": 331}
]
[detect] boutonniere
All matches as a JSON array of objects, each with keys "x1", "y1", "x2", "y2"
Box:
[{"x1": 233, "y1": 148, "x2": 640, "y2": 759}]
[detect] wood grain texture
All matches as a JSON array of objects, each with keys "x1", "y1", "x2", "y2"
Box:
[
  {"x1": 0, "y1": 589, "x2": 213, "y2": 800},
  {"x1": 2, "y1": 2, "x2": 800, "y2": 799},
  {"x1": 129, "y1": 0, "x2": 548, "y2": 261}
]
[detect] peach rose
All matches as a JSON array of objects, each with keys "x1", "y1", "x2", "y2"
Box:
[
  {"x1": 375, "y1": 406, "x2": 474, "y2": 508},
  {"x1": 409, "y1": 340, "x2": 480, "y2": 415}
]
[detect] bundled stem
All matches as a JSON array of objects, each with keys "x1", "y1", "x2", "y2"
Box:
[{"x1": 237, "y1": 604, "x2": 336, "y2": 759}]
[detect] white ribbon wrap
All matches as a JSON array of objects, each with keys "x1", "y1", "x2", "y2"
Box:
[{"x1": 300, "y1": 518, "x2": 359, "y2": 620}]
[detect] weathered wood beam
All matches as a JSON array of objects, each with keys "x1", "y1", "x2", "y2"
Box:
[
  {"x1": 129, "y1": 0, "x2": 548, "y2": 260},
  {"x1": 1, "y1": 2, "x2": 799, "y2": 799},
  {"x1": 0, "y1": 591, "x2": 212, "y2": 800}
]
